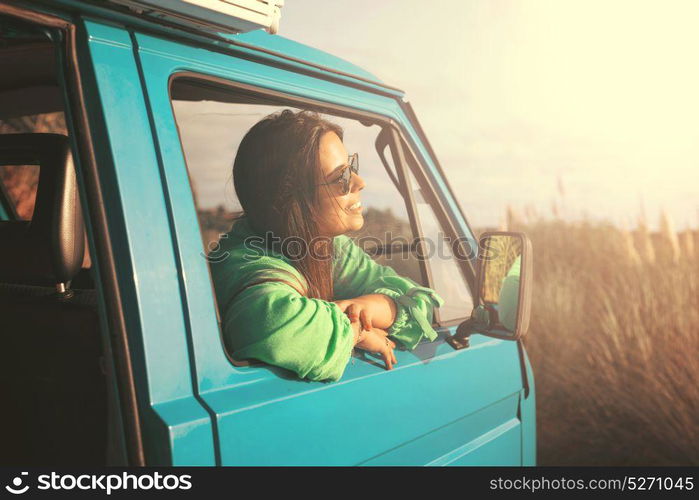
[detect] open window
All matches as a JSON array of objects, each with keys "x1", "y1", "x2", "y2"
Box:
[
  {"x1": 172, "y1": 80, "x2": 429, "y2": 273},
  {"x1": 170, "y1": 76, "x2": 474, "y2": 365}
]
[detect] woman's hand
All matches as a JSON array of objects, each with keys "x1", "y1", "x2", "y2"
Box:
[
  {"x1": 354, "y1": 327, "x2": 397, "y2": 370},
  {"x1": 334, "y1": 294, "x2": 397, "y2": 331},
  {"x1": 335, "y1": 298, "x2": 374, "y2": 332},
  {"x1": 338, "y1": 297, "x2": 398, "y2": 370}
]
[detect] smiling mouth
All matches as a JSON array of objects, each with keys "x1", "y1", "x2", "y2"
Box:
[{"x1": 346, "y1": 201, "x2": 362, "y2": 212}]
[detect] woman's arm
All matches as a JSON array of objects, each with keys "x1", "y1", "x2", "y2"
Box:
[
  {"x1": 334, "y1": 293, "x2": 397, "y2": 330},
  {"x1": 221, "y1": 279, "x2": 356, "y2": 381},
  {"x1": 333, "y1": 235, "x2": 445, "y2": 350},
  {"x1": 220, "y1": 279, "x2": 396, "y2": 380}
]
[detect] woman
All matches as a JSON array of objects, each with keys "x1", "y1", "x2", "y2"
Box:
[{"x1": 210, "y1": 109, "x2": 444, "y2": 382}]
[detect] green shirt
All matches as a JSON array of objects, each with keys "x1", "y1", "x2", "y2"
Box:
[{"x1": 210, "y1": 216, "x2": 444, "y2": 382}]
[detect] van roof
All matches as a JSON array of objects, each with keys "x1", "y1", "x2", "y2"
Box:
[
  {"x1": 24, "y1": 0, "x2": 405, "y2": 96},
  {"x1": 233, "y1": 30, "x2": 381, "y2": 87},
  {"x1": 220, "y1": 30, "x2": 403, "y2": 96}
]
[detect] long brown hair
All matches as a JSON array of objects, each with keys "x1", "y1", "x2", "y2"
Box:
[{"x1": 233, "y1": 109, "x2": 343, "y2": 300}]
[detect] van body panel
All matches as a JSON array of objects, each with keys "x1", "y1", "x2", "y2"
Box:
[
  {"x1": 82, "y1": 19, "x2": 216, "y2": 464},
  {"x1": 521, "y1": 347, "x2": 537, "y2": 465},
  {"x1": 360, "y1": 394, "x2": 521, "y2": 466}
]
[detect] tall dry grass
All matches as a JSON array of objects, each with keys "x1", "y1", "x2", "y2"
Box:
[
  {"x1": 482, "y1": 235, "x2": 521, "y2": 303},
  {"x1": 503, "y1": 209, "x2": 699, "y2": 465}
]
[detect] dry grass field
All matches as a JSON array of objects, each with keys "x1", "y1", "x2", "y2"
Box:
[{"x1": 504, "y1": 210, "x2": 699, "y2": 465}]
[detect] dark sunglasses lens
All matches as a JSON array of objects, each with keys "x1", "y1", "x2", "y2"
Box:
[{"x1": 341, "y1": 167, "x2": 351, "y2": 194}]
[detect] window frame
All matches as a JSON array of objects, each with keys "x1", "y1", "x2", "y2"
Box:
[
  {"x1": 169, "y1": 72, "x2": 475, "y2": 335},
  {"x1": 383, "y1": 128, "x2": 440, "y2": 320}
]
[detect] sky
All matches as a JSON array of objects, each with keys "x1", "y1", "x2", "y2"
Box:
[{"x1": 278, "y1": 0, "x2": 699, "y2": 230}]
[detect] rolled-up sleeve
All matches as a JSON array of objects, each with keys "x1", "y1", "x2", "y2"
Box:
[
  {"x1": 333, "y1": 235, "x2": 444, "y2": 350},
  {"x1": 221, "y1": 279, "x2": 356, "y2": 382}
]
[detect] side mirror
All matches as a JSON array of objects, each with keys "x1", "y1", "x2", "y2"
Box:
[{"x1": 447, "y1": 231, "x2": 533, "y2": 349}]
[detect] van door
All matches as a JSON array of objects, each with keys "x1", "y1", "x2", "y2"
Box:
[
  {"x1": 75, "y1": 19, "x2": 217, "y2": 465},
  {"x1": 131, "y1": 28, "x2": 528, "y2": 465}
]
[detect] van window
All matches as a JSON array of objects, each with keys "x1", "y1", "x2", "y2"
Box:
[
  {"x1": 171, "y1": 83, "x2": 426, "y2": 291},
  {"x1": 0, "y1": 164, "x2": 39, "y2": 220},
  {"x1": 0, "y1": 113, "x2": 66, "y2": 221},
  {"x1": 404, "y1": 166, "x2": 473, "y2": 322},
  {"x1": 0, "y1": 112, "x2": 91, "y2": 266}
]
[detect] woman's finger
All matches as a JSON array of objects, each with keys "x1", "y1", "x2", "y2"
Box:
[
  {"x1": 381, "y1": 348, "x2": 393, "y2": 370},
  {"x1": 346, "y1": 303, "x2": 359, "y2": 322},
  {"x1": 359, "y1": 309, "x2": 372, "y2": 331}
]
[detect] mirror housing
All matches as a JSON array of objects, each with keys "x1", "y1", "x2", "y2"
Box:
[{"x1": 447, "y1": 231, "x2": 533, "y2": 349}]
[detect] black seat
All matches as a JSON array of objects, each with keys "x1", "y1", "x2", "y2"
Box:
[{"x1": 0, "y1": 134, "x2": 107, "y2": 465}]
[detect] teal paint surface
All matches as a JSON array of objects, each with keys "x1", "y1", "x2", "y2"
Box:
[
  {"x1": 82, "y1": 20, "x2": 215, "y2": 465},
  {"x1": 232, "y1": 29, "x2": 383, "y2": 83},
  {"x1": 521, "y1": 346, "x2": 537, "y2": 465}
]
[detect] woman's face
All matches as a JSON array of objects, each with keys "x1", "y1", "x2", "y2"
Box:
[{"x1": 315, "y1": 131, "x2": 366, "y2": 237}]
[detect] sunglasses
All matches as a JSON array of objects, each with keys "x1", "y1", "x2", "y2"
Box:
[{"x1": 318, "y1": 153, "x2": 359, "y2": 195}]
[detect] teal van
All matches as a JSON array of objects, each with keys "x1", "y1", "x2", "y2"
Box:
[{"x1": 0, "y1": 0, "x2": 535, "y2": 466}]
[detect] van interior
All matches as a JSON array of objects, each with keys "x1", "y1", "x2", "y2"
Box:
[{"x1": 0, "y1": 16, "x2": 116, "y2": 465}]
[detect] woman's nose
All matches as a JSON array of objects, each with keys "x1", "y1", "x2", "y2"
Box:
[{"x1": 351, "y1": 172, "x2": 366, "y2": 192}]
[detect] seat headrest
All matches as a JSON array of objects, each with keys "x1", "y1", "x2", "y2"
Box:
[{"x1": 0, "y1": 134, "x2": 85, "y2": 286}]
